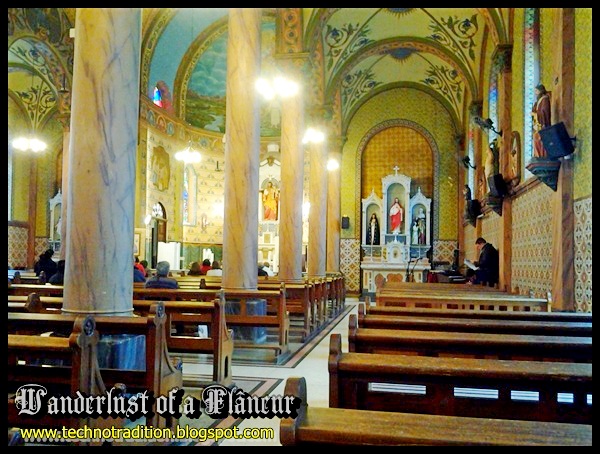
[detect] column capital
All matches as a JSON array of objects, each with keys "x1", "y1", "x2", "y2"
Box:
[
  {"x1": 469, "y1": 100, "x2": 483, "y2": 118},
  {"x1": 492, "y1": 44, "x2": 513, "y2": 74}
]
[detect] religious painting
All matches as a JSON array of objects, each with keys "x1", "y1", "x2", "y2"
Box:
[
  {"x1": 185, "y1": 16, "x2": 279, "y2": 136},
  {"x1": 150, "y1": 146, "x2": 170, "y2": 191},
  {"x1": 260, "y1": 178, "x2": 280, "y2": 221}
]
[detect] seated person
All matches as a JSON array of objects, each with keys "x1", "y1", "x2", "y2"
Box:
[
  {"x1": 188, "y1": 261, "x2": 202, "y2": 276},
  {"x1": 258, "y1": 264, "x2": 268, "y2": 277},
  {"x1": 200, "y1": 259, "x2": 212, "y2": 275},
  {"x1": 471, "y1": 237, "x2": 499, "y2": 287},
  {"x1": 145, "y1": 261, "x2": 179, "y2": 289},
  {"x1": 262, "y1": 261, "x2": 275, "y2": 276},
  {"x1": 134, "y1": 256, "x2": 145, "y2": 275},
  {"x1": 34, "y1": 248, "x2": 57, "y2": 280},
  {"x1": 206, "y1": 260, "x2": 222, "y2": 277},
  {"x1": 139, "y1": 259, "x2": 149, "y2": 277},
  {"x1": 48, "y1": 260, "x2": 66, "y2": 285},
  {"x1": 133, "y1": 265, "x2": 146, "y2": 283}
]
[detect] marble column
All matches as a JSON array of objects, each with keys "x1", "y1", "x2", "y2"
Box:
[
  {"x1": 62, "y1": 8, "x2": 141, "y2": 315},
  {"x1": 222, "y1": 8, "x2": 262, "y2": 291},
  {"x1": 307, "y1": 139, "x2": 327, "y2": 277},
  {"x1": 494, "y1": 45, "x2": 513, "y2": 292},
  {"x1": 326, "y1": 146, "x2": 342, "y2": 273},
  {"x1": 278, "y1": 92, "x2": 305, "y2": 283},
  {"x1": 26, "y1": 159, "x2": 38, "y2": 268},
  {"x1": 57, "y1": 114, "x2": 70, "y2": 261}
]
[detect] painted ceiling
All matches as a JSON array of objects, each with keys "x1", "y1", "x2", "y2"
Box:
[
  {"x1": 9, "y1": 8, "x2": 508, "y2": 138},
  {"x1": 304, "y1": 8, "x2": 507, "y2": 131}
]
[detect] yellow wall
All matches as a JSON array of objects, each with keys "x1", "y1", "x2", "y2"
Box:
[
  {"x1": 145, "y1": 130, "x2": 184, "y2": 242},
  {"x1": 511, "y1": 8, "x2": 525, "y2": 168},
  {"x1": 361, "y1": 126, "x2": 434, "y2": 199},
  {"x1": 341, "y1": 87, "x2": 458, "y2": 241},
  {"x1": 539, "y1": 8, "x2": 558, "y2": 88},
  {"x1": 574, "y1": 8, "x2": 592, "y2": 199}
]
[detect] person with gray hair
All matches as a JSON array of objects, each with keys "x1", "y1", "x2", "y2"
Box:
[{"x1": 145, "y1": 260, "x2": 179, "y2": 289}]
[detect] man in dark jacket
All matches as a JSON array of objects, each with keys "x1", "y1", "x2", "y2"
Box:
[
  {"x1": 474, "y1": 237, "x2": 499, "y2": 287},
  {"x1": 145, "y1": 261, "x2": 179, "y2": 289}
]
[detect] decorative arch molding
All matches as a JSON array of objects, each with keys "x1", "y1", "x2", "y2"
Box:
[
  {"x1": 354, "y1": 119, "x2": 441, "y2": 240},
  {"x1": 173, "y1": 18, "x2": 229, "y2": 119},
  {"x1": 141, "y1": 8, "x2": 179, "y2": 95},
  {"x1": 477, "y1": 8, "x2": 509, "y2": 45},
  {"x1": 304, "y1": 8, "x2": 339, "y2": 52},
  {"x1": 342, "y1": 81, "x2": 462, "y2": 137},
  {"x1": 324, "y1": 37, "x2": 477, "y2": 104},
  {"x1": 8, "y1": 36, "x2": 72, "y2": 114}
]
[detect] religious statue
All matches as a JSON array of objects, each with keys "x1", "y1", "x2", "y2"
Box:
[
  {"x1": 532, "y1": 84, "x2": 551, "y2": 158},
  {"x1": 484, "y1": 138, "x2": 500, "y2": 183},
  {"x1": 415, "y1": 208, "x2": 426, "y2": 245},
  {"x1": 507, "y1": 131, "x2": 522, "y2": 187},
  {"x1": 463, "y1": 184, "x2": 472, "y2": 201},
  {"x1": 261, "y1": 181, "x2": 279, "y2": 221},
  {"x1": 411, "y1": 221, "x2": 419, "y2": 245},
  {"x1": 389, "y1": 197, "x2": 403, "y2": 234},
  {"x1": 366, "y1": 213, "x2": 380, "y2": 245}
]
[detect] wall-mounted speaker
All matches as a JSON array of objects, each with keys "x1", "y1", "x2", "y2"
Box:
[
  {"x1": 487, "y1": 174, "x2": 508, "y2": 198},
  {"x1": 341, "y1": 216, "x2": 350, "y2": 229},
  {"x1": 539, "y1": 122, "x2": 575, "y2": 158}
]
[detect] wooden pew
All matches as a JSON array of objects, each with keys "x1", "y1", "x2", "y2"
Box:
[
  {"x1": 375, "y1": 289, "x2": 550, "y2": 311},
  {"x1": 7, "y1": 302, "x2": 182, "y2": 429},
  {"x1": 8, "y1": 270, "x2": 43, "y2": 285},
  {"x1": 381, "y1": 280, "x2": 504, "y2": 292},
  {"x1": 134, "y1": 287, "x2": 289, "y2": 355},
  {"x1": 356, "y1": 304, "x2": 592, "y2": 337},
  {"x1": 220, "y1": 289, "x2": 290, "y2": 356},
  {"x1": 363, "y1": 299, "x2": 593, "y2": 322},
  {"x1": 348, "y1": 315, "x2": 592, "y2": 363},
  {"x1": 8, "y1": 315, "x2": 117, "y2": 439},
  {"x1": 132, "y1": 297, "x2": 233, "y2": 387},
  {"x1": 7, "y1": 283, "x2": 64, "y2": 297},
  {"x1": 329, "y1": 334, "x2": 592, "y2": 424},
  {"x1": 7, "y1": 294, "x2": 233, "y2": 387},
  {"x1": 279, "y1": 377, "x2": 592, "y2": 446},
  {"x1": 200, "y1": 278, "x2": 315, "y2": 342}
]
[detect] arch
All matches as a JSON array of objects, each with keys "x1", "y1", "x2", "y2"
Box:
[
  {"x1": 325, "y1": 37, "x2": 477, "y2": 105},
  {"x1": 8, "y1": 36, "x2": 72, "y2": 103},
  {"x1": 355, "y1": 119, "x2": 441, "y2": 240},
  {"x1": 476, "y1": 8, "x2": 509, "y2": 45},
  {"x1": 343, "y1": 81, "x2": 462, "y2": 136},
  {"x1": 173, "y1": 17, "x2": 229, "y2": 119},
  {"x1": 141, "y1": 8, "x2": 179, "y2": 94}
]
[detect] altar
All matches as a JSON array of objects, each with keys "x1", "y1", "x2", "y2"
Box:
[{"x1": 360, "y1": 168, "x2": 432, "y2": 295}]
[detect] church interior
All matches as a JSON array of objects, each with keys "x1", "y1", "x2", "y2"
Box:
[{"x1": 8, "y1": 8, "x2": 592, "y2": 446}]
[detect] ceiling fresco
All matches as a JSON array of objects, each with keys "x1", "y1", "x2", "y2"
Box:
[{"x1": 303, "y1": 8, "x2": 506, "y2": 132}]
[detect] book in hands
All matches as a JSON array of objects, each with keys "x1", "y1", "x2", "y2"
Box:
[{"x1": 464, "y1": 259, "x2": 479, "y2": 271}]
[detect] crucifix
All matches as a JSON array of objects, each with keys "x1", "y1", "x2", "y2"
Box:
[{"x1": 393, "y1": 165, "x2": 399, "y2": 175}]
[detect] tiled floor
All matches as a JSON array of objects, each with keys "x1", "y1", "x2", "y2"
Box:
[{"x1": 181, "y1": 297, "x2": 360, "y2": 446}]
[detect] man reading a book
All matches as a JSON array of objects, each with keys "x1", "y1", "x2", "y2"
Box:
[{"x1": 470, "y1": 237, "x2": 499, "y2": 287}]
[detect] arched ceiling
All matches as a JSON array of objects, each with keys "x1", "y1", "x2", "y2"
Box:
[{"x1": 304, "y1": 8, "x2": 508, "y2": 132}]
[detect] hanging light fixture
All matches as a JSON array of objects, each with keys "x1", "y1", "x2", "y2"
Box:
[
  {"x1": 12, "y1": 137, "x2": 47, "y2": 152},
  {"x1": 175, "y1": 139, "x2": 201, "y2": 164}
]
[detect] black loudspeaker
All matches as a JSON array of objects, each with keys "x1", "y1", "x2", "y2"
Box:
[
  {"x1": 341, "y1": 216, "x2": 350, "y2": 229},
  {"x1": 487, "y1": 174, "x2": 508, "y2": 198},
  {"x1": 467, "y1": 200, "x2": 482, "y2": 218},
  {"x1": 539, "y1": 122, "x2": 575, "y2": 158}
]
